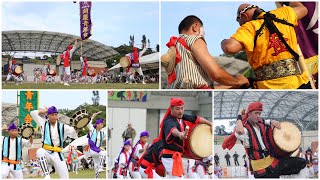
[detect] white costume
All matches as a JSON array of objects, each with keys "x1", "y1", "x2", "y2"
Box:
[
  {"x1": 30, "y1": 110, "x2": 78, "y2": 178},
  {"x1": 196, "y1": 158, "x2": 211, "y2": 179},
  {"x1": 62, "y1": 41, "x2": 77, "y2": 85},
  {"x1": 128, "y1": 142, "x2": 148, "y2": 178},
  {"x1": 187, "y1": 159, "x2": 199, "y2": 178},
  {"x1": 46, "y1": 66, "x2": 55, "y2": 84},
  {"x1": 1, "y1": 136, "x2": 32, "y2": 179},
  {"x1": 87, "y1": 123, "x2": 106, "y2": 178},
  {"x1": 117, "y1": 150, "x2": 130, "y2": 179}
]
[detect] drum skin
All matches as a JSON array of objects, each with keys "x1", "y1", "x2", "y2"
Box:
[
  {"x1": 270, "y1": 121, "x2": 301, "y2": 158},
  {"x1": 14, "y1": 66, "x2": 23, "y2": 75},
  {"x1": 18, "y1": 123, "x2": 34, "y2": 139},
  {"x1": 56, "y1": 54, "x2": 62, "y2": 65},
  {"x1": 120, "y1": 56, "x2": 131, "y2": 68},
  {"x1": 49, "y1": 69, "x2": 56, "y2": 76},
  {"x1": 184, "y1": 122, "x2": 212, "y2": 160},
  {"x1": 87, "y1": 70, "x2": 96, "y2": 77},
  {"x1": 69, "y1": 109, "x2": 90, "y2": 129}
]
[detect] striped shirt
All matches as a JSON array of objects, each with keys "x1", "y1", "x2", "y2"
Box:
[{"x1": 169, "y1": 34, "x2": 214, "y2": 89}]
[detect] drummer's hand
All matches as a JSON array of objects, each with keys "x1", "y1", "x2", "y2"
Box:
[
  {"x1": 29, "y1": 136, "x2": 34, "y2": 144},
  {"x1": 271, "y1": 120, "x2": 281, "y2": 130},
  {"x1": 239, "y1": 109, "x2": 246, "y2": 116},
  {"x1": 92, "y1": 111, "x2": 102, "y2": 117},
  {"x1": 234, "y1": 75, "x2": 250, "y2": 88},
  {"x1": 38, "y1": 107, "x2": 48, "y2": 114},
  {"x1": 179, "y1": 131, "x2": 187, "y2": 140}
]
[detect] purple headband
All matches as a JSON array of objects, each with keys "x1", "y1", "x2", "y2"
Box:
[
  {"x1": 124, "y1": 140, "x2": 131, "y2": 146},
  {"x1": 8, "y1": 123, "x2": 17, "y2": 131},
  {"x1": 47, "y1": 106, "x2": 58, "y2": 115},
  {"x1": 140, "y1": 131, "x2": 149, "y2": 137},
  {"x1": 95, "y1": 118, "x2": 104, "y2": 125}
]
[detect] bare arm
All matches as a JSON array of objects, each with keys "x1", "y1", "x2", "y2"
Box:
[
  {"x1": 288, "y1": 2, "x2": 308, "y2": 20},
  {"x1": 221, "y1": 38, "x2": 244, "y2": 55},
  {"x1": 87, "y1": 111, "x2": 102, "y2": 131},
  {"x1": 30, "y1": 109, "x2": 47, "y2": 127},
  {"x1": 235, "y1": 109, "x2": 245, "y2": 135},
  {"x1": 192, "y1": 39, "x2": 249, "y2": 88},
  {"x1": 172, "y1": 128, "x2": 187, "y2": 140},
  {"x1": 139, "y1": 44, "x2": 147, "y2": 58},
  {"x1": 199, "y1": 117, "x2": 212, "y2": 127},
  {"x1": 70, "y1": 39, "x2": 78, "y2": 55}
]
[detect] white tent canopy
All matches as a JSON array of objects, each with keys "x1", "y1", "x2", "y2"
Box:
[{"x1": 108, "y1": 52, "x2": 159, "y2": 71}]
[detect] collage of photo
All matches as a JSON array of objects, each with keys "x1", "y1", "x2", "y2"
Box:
[{"x1": 1, "y1": 0, "x2": 318, "y2": 179}]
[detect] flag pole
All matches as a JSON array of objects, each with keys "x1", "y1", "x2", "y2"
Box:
[
  {"x1": 275, "y1": 2, "x2": 316, "y2": 89},
  {"x1": 81, "y1": 40, "x2": 83, "y2": 56}
]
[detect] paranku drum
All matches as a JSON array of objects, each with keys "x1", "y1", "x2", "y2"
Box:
[
  {"x1": 69, "y1": 109, "x2": 90, "y2": 129},
  {"x1": 271, "y1": 121, "x2": 301, "y2": 158},
  {"x1": 14, "y1": 66, "x2": 23, "y2": 75},
  {"x1": 49, "y1": 69, "x2": 57, "y2": 76},
  {"x1": 18, "y1": 123, "x2": 34, "y2": 139},
  {"x1": 120, "y1": 56, "x2": 131, "y2": 68},
  {"x1": 56, "y1": 54, "x2": 62, "y2": 65},
  {"x1": 87, "y1": 69, "x2": 96, "y2": 77},
  {"x1": 184, "y1": 123, "x2": 212, "y2": 160}
]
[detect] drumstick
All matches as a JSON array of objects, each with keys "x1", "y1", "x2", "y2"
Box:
[{"x1": 184, "y1": 126, "x2": 190, "y2": 137}]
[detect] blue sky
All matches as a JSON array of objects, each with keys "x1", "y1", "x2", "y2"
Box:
[
  {"x1": 2, "y1": 90, "x2": 107, "y2": 109},
  {"x1": 161, "y1": 1, "x2": 276, "y2": 56},
  {"x1": 2, "y1": 1, "x2": 159, "y2": 51}
]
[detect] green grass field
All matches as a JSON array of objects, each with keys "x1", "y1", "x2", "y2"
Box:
[
  {"x1": 2, "y1": 82, "x2": 159, "y2": 89},
  {"x1": 26, "y1": 169, "x2": 106, "y2": 179}
]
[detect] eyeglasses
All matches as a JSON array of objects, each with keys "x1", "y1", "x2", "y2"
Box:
[{"x1": 236, "y1": 5, "x2": 258, "y2": 21}]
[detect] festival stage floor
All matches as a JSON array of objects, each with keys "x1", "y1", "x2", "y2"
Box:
[
  {"x1": 25, "y1": 169, "x2": 106, "y2": 179},
  {"x1": 2, "y1": 82, "x2": 159, "y2": 89}
]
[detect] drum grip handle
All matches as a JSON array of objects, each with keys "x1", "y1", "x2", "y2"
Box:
[{"x1": 184, "y1": 126, "x2": 189, "y2": 137}]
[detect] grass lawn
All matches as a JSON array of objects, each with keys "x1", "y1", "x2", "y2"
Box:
[
  {"x1": 26, "y1": 169, "x2": 106, "y2": 179},
  {"x1": 2, "y1": 82, "x2": 159, "y2": 89}
]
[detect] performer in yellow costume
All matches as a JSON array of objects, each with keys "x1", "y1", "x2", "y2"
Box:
[{"x1": 221, "y1": 2, "x2": 310, "y2": 89}]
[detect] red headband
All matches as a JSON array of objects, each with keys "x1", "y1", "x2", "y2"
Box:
[{"x1": 170, "y1": 98, "x2": 184, "y2": 107}]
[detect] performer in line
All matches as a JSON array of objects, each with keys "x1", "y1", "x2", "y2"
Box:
[
  {"x1": 195, "y1": 156, "x2": 212, "y2": 179},
  {"x1": 80, "y1": 56, "x2": 88, "y2": 84},
  {"x1": 4, "y1": 58, "x2": 24, "y2": 85},
  {"x1": 87, "y1": 117, "x2": 106, "y2": 178},
  {"x1": 46, "y1": 64, "x2": 55, "y2": 84},
  {"x1": 34, "y1": 67, "x2": 41, "y2": 84},
  {"x1": 222, "y1": 102, "x2": 306, "y2": 178},
  {"x1": 159, "y1": 98, "x2": 212, "y2": 178},
  {"x1": 138, "y1": 138, "x2": 164, "y2": 178},
  {"x1": 186, "y1": 159, "x2": 199, "y2": 178},
  {"x1": 61, "y1": 39, "x2": 78, "y2": 86},
  {"x1": 128, "y1": 131, "x2": 149, "y2": 178},
  {"x1": 116, "y1": 140, "x2": 131, "y2": 178},
  {"x1": 67, "y1": 145, "x2": 80, "y2": 174},
  {"x1": 1, "y1": 123, "x2": 33, "y2": 179},
  {"x1": 125, "y1": 43, "x2": 147, "y2": 85},
  {"x1": 305, "y1": 148, "x2": 314, "y2": 178},
  {"x1": 30, "y1": 106, "x2": 78, "y2": 178}
]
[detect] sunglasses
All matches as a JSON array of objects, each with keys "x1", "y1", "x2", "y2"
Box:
[{"x1": 236, "y1": 5, "x2": 258, "y2": 21}]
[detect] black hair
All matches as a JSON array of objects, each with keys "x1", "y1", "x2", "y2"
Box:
[{"x1": 178, "y1": 15, "x2": 203, "y2": 34}]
